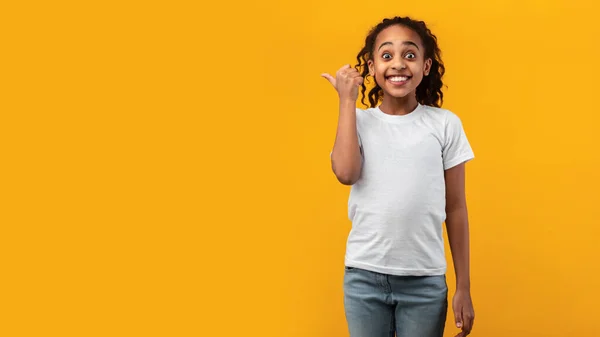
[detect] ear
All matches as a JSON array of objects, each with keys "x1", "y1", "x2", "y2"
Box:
[
  {"x1": 367, "y1": 59, "x2": 375, "y2": 77},
  {"x1": 424, "y1": 58, "x2": 433, "y2": 76}
]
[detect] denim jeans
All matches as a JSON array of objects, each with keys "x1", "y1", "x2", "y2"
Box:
[{"x1": 343, "y1": 266, "x2": 448, "y2": 337}]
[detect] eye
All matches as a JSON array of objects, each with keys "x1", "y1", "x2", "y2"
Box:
[
  {"x1": 382, "y1": 52, "x2": 392, "y2": 59},
  {"x1": 405, "y1": 52, "x2": 416, "y2": 59}
]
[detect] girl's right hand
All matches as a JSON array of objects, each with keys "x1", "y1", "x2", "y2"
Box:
[{"x1": 321, "y1": 65, "x2": 363, "y2": 102}]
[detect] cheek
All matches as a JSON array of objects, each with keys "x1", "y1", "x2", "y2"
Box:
[{"x1": 412, "y1": 64, "x2": 426, "y2": 76}]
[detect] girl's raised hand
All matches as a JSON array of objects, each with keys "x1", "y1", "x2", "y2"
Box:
[{"x1": 321, "y1": 65, "x2": 363, "y2": 102}]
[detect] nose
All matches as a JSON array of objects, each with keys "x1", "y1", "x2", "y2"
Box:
[{"x1": 392, "y1": 58, "x2": 406, "y2": 70}]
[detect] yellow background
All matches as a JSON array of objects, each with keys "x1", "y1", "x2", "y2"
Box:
[{"x1": 2, "y1": 0, "x2": 599, "y2": 336}]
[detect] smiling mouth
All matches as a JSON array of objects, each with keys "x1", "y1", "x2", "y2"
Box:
[{"x1": 386, "y1": 75, "x2": 411, "y2": 84}]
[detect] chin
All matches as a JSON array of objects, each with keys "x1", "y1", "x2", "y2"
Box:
[{"x1": 383, "y1": 87, "x2": 413, "y2": 98}]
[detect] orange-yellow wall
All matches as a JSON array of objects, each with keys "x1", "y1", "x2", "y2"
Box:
[{"x1": 3, "y1": 0, "x2": 600, "y2": 336}]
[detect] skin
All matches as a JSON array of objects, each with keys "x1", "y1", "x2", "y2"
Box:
[
  {"x1": 445, "y1": 162, "x2": 475, "y2": 337},
  {"x1": 323, "y1": 23, "x2": 475, "y2": 336},
  {"x1": 322, "y1": 65, "x2": 363, "y2": 185},
  {"x1": 367, "y1": 24, "x2": 432, "y2": 116}
]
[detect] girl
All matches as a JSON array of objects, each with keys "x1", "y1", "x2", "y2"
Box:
[{"x1": 322, "y1": 16, "x2": 475, "y2": 337}]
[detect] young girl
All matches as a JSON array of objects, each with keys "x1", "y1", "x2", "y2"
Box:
[{"x1": 322, "y1": 16, "x2": 475, "y2": 337}]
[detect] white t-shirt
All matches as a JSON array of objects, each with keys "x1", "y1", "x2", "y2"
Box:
[{"x1": 344, "y1": 103, "x2": 474, "y2": 276}]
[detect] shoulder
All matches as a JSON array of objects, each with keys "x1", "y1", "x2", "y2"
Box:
[
  {"x1": 420, "y1": 104, "x2": 454, "y2": 121},
  {"x1": 355, "y1": 106, "x2": 378, "y2": 125},
  {"x1": 419, "y1": 105, "x2": 463, "y2": 129},
  {"x1": 356, "y1": 106, "x2": 374, "y2": 117}
]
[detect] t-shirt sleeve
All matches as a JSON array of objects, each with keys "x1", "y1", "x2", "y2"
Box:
[{"x1": 442, "y1": 111, "x2": 474, "y2": 170}]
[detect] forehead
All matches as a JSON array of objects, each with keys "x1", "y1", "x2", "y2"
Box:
[{"x1": 374, "y1": 24, "x2": 423, "y2": 49}]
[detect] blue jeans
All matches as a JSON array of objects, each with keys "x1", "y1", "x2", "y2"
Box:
[{"x1": 343, "y1": 267, "x2": 448, "y2": 337}]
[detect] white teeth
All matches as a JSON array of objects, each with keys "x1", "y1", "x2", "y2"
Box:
[{"x1": 389, "y1": 76, "x2": 408, "y2": 82}]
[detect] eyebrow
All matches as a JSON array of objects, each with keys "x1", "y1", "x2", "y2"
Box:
[{"x1": 377, "y1": 41, "x2": 420, "y2": 51}]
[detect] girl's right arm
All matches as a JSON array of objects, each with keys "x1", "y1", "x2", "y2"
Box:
[{"x1": 322, "y1": 65, "x2": 363, "y2": 185}]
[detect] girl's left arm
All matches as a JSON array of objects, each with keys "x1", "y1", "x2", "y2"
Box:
[
  {"x1": 445, "y1": 162, "x2": 470, "y2": 290},
  {"x1": 445, "y1": 162, "x2": 475, "y2": 336}
]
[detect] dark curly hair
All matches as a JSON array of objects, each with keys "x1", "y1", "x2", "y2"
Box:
[{"x1": 355, "y1": 16, "x2": 446, "y2": 108}]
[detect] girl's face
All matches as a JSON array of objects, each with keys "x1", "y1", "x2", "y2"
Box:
[{"x1": 368, "y1": 25, "x2": 432, "y2": 100}]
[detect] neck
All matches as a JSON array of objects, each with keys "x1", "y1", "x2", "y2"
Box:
[{"x1": 379, "y1": 94, "x2": 419, "y2": 116}]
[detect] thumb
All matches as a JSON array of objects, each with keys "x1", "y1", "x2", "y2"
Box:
[
  {"x1": 454, "y1": 298, "x2": 463, "y2": 328},
  {"x1": 321, "y1": 73, "x2": 336, "y2": 87},
  {"x1": 455, "y1": 308, "x2": 463, "y2": 328}
]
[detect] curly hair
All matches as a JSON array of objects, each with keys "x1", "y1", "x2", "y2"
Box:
[{"x1": 355, "y1": 16, "x2": 446, "y2": 108}]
